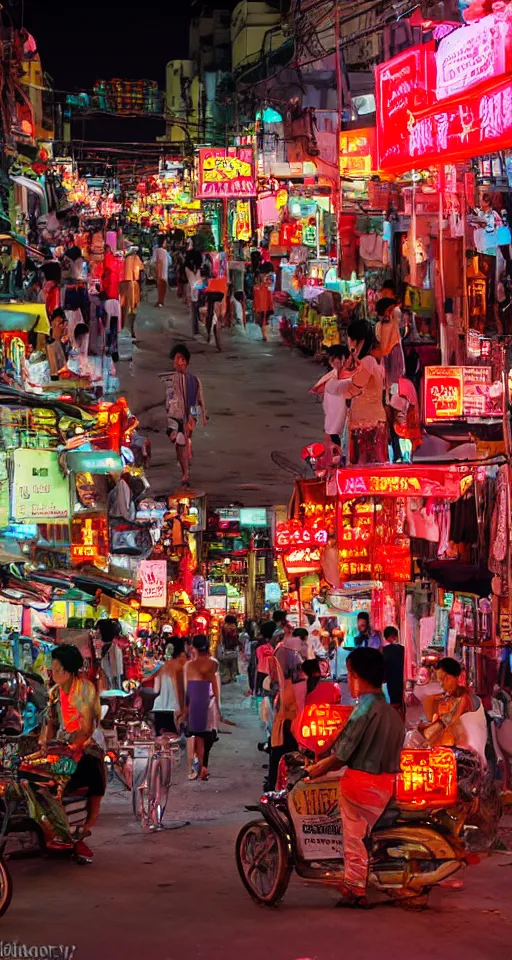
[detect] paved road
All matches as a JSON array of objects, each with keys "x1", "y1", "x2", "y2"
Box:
[
  {"x1": 118, "y1": 289, "x2": 323, "y2": 506},
  {"x1": 5, "y1": 682, "x2": 512, "y2": 960}
]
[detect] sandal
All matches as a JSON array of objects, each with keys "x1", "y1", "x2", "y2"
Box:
[{"x1": 187, "y1": 771, "x2": 198, "y2": 781}]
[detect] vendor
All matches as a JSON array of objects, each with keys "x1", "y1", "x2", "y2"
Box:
[
  {"x1": 40, "y1": 644, "x2": 105, "y2": 860},
  {"x1": 419, "y1": 657, "x2": 480, "y2": 747}
]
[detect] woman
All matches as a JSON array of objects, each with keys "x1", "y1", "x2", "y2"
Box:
[
  {"x1": 184, "y1": 635, "x2": 221, "y2": 781},
  {"x1": 152, "y1": 637, "x2": 187, "y2": 736},
  {"x1": 253, "y1": 272, "x2": 273, "y2": 342},
  {"x1": 220, "y1": 615, "x2": 240, "y2": 684},
  {"x1": 310, "y1": 345, "x2": 356, "y2": 462},
  {"x1": 345, "y1": 319, "x2": 388, "y2": 464},
  {"x1": 41, "y1": 644, "x2": 105, "y2": 860},
  {"x1": 419, "y1": 657, "x2": 479, "y2": 747},
  {"x1": 255, "y1": 621, "x2": 276, "y2": 696}
]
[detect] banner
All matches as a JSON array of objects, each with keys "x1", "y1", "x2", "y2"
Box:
[
  {"x1": 335, "y1": 465, "x2": 469, "y2": 499},
  {"x1": 424, "y1": 366, "x2": 503, "y2": 422},
  {"x1": 12, "y1": 449, "x2": 70, "y2": 522},
  {"x1": 139, "y1": 560, "x2": 168, "y2": 609},
  {"x1": 198, "y1": 147, "x2": 256, "y2": 198}
]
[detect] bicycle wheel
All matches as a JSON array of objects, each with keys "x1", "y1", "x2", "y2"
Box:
[
  {"x1": 148, "y1": 754, "x2": 172, "y2": 829},
  {"x1": 235, "y1": 820, "x2": 291, "y2": 906}
]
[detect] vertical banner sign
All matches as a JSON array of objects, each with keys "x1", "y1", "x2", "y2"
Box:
[
  {"x1": 139, "y1": 560, "x2": 168, "y2": 609},
  {"x1": 198, "y1": 148, "x2": 256, "y2": 198},
  {"x1": 424, "y1": 367, "x2": 464, "y2": 423}
]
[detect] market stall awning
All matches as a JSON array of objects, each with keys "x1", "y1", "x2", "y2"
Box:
[
  {"x1": 333, "y1": 464, "x2": 472, "y2": 499},
  {"x1": 0, "y1": 301, "x2": 49, "y2": 334},
  {"x1": 66, "y1": 449, "x2": 123, "y2": 474}
]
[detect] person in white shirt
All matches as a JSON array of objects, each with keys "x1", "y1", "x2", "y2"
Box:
[
  {"x1": 185, "y1": 255, "x2": 203, "y2": 337},
  {"x1": 99, "y1": 292, "x2": 121, "y2": 358},
  {"x1": 152, "y1": 236, "x2": 170, "y2": 307},
  {"x1": 309, "y1": 345, "x2": 356, "y2": 462}
]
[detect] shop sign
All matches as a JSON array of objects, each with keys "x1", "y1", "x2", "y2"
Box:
[
  {"x1": 12, "y1": 449, "x2": 70, "y2": 522},
  {"x1": 71, "y1": 515, "x2": 109, "y2": 565},
  {"x1": 297, "y1": 704, "x2": 353, "y2": 754},
  {"x1": 339, "y1": 128, "x2": 376, "y2": 177},
  {"x1": 139, "y1": 559, "x2": 168, "y2": 609},
  {"x1": 335, "y1": 465, "x2": 468, "y2": 499},
  {"x1": 198, "y1": 147, "x2": 256, "y2": 198},
  {"x1": 275, "y1": 519, "x2": 329, "y2": 553},
  {"x1": 376, "y1": 43, "x2": 436, "y2": 170},
  {"x1": 424, "y1": 366, "x2": 502, "y2": 422},
  {"x1": 396, "y1": 748, "x2": 457, "y2": 807},
  {"x1": 338, "y1": 498, "x2": 411, "y2": 583},
  {"x1": 239, "y1": 507, "x2": 267, "y2": 528},
  {"x1": 436, "y1": 15, "x2": 511, "y2": 102},
  {"x1": 234, "y1": 200, "x2": 251, "y2": 241},
  {"x1": 282, "y1": 546, "x2": 322, "y2": 576}
]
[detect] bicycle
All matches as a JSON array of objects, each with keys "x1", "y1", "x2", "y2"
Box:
[{"x1": 132, "y1": 736, "x2": 182, "y2": 832}]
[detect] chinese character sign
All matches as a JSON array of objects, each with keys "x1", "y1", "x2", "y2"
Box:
[
  {"x1": 140, "y1": 560, "x2": 168, "y2": 609},
  {"x1": 375, "y1": 44, "x2": 436, "y2": 170},
  {"x1": 335, "y1": 465, "x2": 468, "y2": 499},
  {"x1": 198, "y1": 148, "x2": 256, "y2": 199},
  {"x1": 339, "y1": 129, "x2": 376, "y2": 177},
  {"x1": 424, "y1": 367, "x2": 464, "y2": 422}
]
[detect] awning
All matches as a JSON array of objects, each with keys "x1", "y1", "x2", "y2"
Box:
[
  {"x1": 0, "y1": 301, "x2": 49, "y2": 335},
  {"x1": 66, "y1": 449, "x2": 123, "y2": 475}
]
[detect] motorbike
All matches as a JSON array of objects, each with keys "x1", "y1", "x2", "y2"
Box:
[{"x1": 236, "y1": 704, "x2": 500, "y2": 909}]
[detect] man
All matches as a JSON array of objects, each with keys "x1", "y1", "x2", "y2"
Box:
[
  {"x1": 26, "y1": 277, "x2": 45, "y2": 304},
  {"x1": 185, "y1": 252, "x2": 203, "y2": 338},
  {"x1": 47, "y1": 308, "x2": 68, "y2": 379},
  {"x1": 152, "y1": 236, "x2": 170, "y2": 308},
  {"x1": 354, "y1": 612, "x2": 381, "y2": 649},
  {"x1": 308, "y1": 647, "x2": 404, "y2": 906},
  {"x1": 99, "y1": 291, "x2": 121, "y2": 359},
  {"x1": 120, "y1": 246, "x2": 144, "y2": 340},
  {"x1": 162, "y1": 343, "x2": 207, "y2": 486},
  {"x1": 382, "y1": 626, "x2": 405, "y2": 716},
  {"x1": 41, "y1": 644, "x2": 105, "y2": 860}
]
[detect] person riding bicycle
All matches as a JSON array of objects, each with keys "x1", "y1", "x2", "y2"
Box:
[
  {"x1": 308, "y1": 647, "x2": 404, "y2": 907},
  {"x1": 40, "y1": 644, "x2": 105, "y2": 860}
]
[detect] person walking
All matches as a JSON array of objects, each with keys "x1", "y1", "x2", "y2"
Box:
[
  {"x1": 120, "y1": 246, "x2": 144, "y2": 341},
  {"x1": 162, "y1": 343, "x2": 208, "y2": 486},
  {"x1": 152, "y1": 636, "x2": 187, "y2": 735},
  {"x1": 185, "y1": 252, "x2": 203, "y2": 337},
  {"x1": 184, "y1": 635, "x2": 221, "y2": 781},
  {"x1": 153, "y1": 236, "x2": 170, "y2": 308}
]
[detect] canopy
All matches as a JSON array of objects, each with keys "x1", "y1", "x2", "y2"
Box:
[{"x1": 0, "y1": 301, "x2": 49, "y2": 335}]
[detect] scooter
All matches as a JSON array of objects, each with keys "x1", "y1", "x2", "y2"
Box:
[{"x1": 236, "y1": 704, "x2": 499, "y2": 909}]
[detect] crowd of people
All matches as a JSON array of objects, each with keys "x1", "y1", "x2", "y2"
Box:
[{"x1": 310, "y1": 281, "x2": 422, "y2": 467}]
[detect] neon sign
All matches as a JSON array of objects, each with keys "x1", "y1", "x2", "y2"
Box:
[
  {"x1": 282, "y1": 546, "x2": 322, "y2": 576},
  {"x1": 71, "y1": 515, "x2": 108, "y2": 565},
  {"x1": 296, "y1": 704, "x2": 353, "y2": 755},
  {"x1": 396, "y1": 748, "x2": 458, "y2": 808},
  {"x1": 335, "y1": 466, "x2": 468, "y2": 499},
  {"x1": 339, "y1": 128, "x2": 376, "y2": 177},
  {"x1": 436, "y1": 15, "x2": 511, "y2": 101},
  {"x1": 377, "y1": 16, "x2": 512, "y2": 171},
  {"x1": 424, "y1": 366, "x2": 503, "y2": 422},
  {"x1": 275, "y1": 519, "x2": 329, "y2": 552},
  {"x1": 198, "y1": 148, "x2": 256, "y2": 198}
]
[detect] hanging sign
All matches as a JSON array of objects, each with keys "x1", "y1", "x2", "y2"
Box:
[
  {"x1": 339, "y1": 128, "x2": 376, "y2": 177},
  {"x1": 335, "y1": 465, "x2": 468, "y2": 499},
  {"x1": 71, "y1": 515, "x2": 109, "y2": 565},
  {"x1": 275, "y1": 519, "x2": 329, "y2": 552},
  {"x1": 282, "y1": 546, "x2": 323, "y2": 576},
  {"x1": 198, "y1": 148, "x2": 256, "y2": 198},
  {"x1": 436, "y1": 16, "x2": 512, "y2": 101},
  {"x1": 12, "y1": 449, "x2": 70, "y2": 522},
  {"x1": 424, "y1": 366, "x2": 503, "y2": 422},
  {"x1": 139, "y1": 560, "x2": 168, "y2": 609},
  {"x1": 376, "y1": 43, "x2": 436, "y2": 171}
]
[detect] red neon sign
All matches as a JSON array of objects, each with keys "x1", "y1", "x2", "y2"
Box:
[
  {"x1": 377, "y1": 17, "x2": 512, "y2": 172},
  {"x1": 282, "y1": 546, "x2": 322, "y2": 576},
  {"x1": 296, "y1": 704, "x2": 353, "y2": 755},
  {"x1": 436, "y1": 15, "x2": 511, "y2": 101},
  {"x1": 198, "y1": 148, "x2": 256, "y2": 199},
  {"x1": 339, "y1": 128, "x2": 376, "y2": 177},
  {"x1": 396, "y1": 748, "x2": 458, "y2": 808},
  {"x1": 71, "y1": 515, "x2": 109, "y2": 566},
  {"x1": 424, "y1": 366, "x2": 502, "y2": 422},
  {"x1": 275, "y1": 519, "x2": 329, "y2": 552},
  {"x1": 335, "y1": 466, "x2": 467, "y2": 499}
]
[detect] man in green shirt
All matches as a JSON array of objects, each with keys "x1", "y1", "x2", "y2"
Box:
[{"x1": 308, "y1": 647, "x2": 404, "y2": 905}]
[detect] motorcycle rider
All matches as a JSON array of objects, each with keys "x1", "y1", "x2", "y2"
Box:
[
  {"x1": 40, "y1": 644, "x2": 105, "y2": 859},
  {"x1": 308, "y1": 647, "x2": 404, "y2": 907}
]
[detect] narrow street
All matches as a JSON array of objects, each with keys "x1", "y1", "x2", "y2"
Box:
[
  {"x1": 5, "y1": 680, "x2": 512, "y2": 960},
  {"x1": 118, "y1": 290, "x2": 323, "y2": 505}
]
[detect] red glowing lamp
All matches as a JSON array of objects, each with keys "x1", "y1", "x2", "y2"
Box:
[
  {"x1": 395, "y1": 748, "x2": 458, "y2": 808},
  {"x1": 295, "y1": 704, "x2": 353, "y2": 757}
]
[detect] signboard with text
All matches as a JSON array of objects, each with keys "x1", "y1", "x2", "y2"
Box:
[
  {"x1": 139, "y1": 560, "x2": 168, "y2": 609},
  {"x1": 198, "y1": 148, "x2": 256, "y2": 199},
  {"x1": 424, "y1": 366, "x2": 503, "y2": 422},
  {"x1": 12, "y1": 449, "x2": 70, "y2": 522},
  {"x1": 375, "y1": 43, "x2": 436, "y2": 171},
  {"x1": 335, "y1": 465, "x2": 468, "y2": 500},
  {"x1": 339, "y1": 128, "x2": 376, "y2": 178},
  {"x1": 436, "y1": 16, "x2": 511, "y2": 101}
]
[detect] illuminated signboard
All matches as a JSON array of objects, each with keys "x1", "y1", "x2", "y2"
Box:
[
  {"x1": 12, "y1": 449, "x2": 70, "y2": 522},
  {"x1": 198, "y1": 148, "x2": 256, "y2": 199},
  {"x1": 282, "y1": 546, "x2": 322, "y2": 576},
  {"x1": 139, "y1": 560, "x2": 168, "y2": 609},
  {"x1": 338, "y1": 498, "x2": 411, "y2": 583},
  {"x1": 339, "y1": 128, "x2": 376, "y2": 177},
  {"x1": 296, "y1": 704, "x2": 353, "y2": 755},
  {"x1": 436, "y1": 16, "x2": 511, "y2": 101},
  {"x1": 239, "y1": 507, "x2": 267, "y2": 528},
  {"x1": 376, "y1": 43, "x2": 436, "y2": 172},
  {"x1": 377, "y1": 17, "x2": 512, "y2": 172},
  {"x1": 424, "y1": 367, "x2": 503, "y2": 423},
  {"x1": 335, "y1": 466, "x2": 468, "y2": 500},
  {"x1": 396, "y1": 748, "x2": 458, "y2": 808},
  {"x1": 71, "y1": 515, "x2": 109, "y2": 565},
  {"x1": 275, "y1": 519, "x2": 329, "y2": 552}
]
